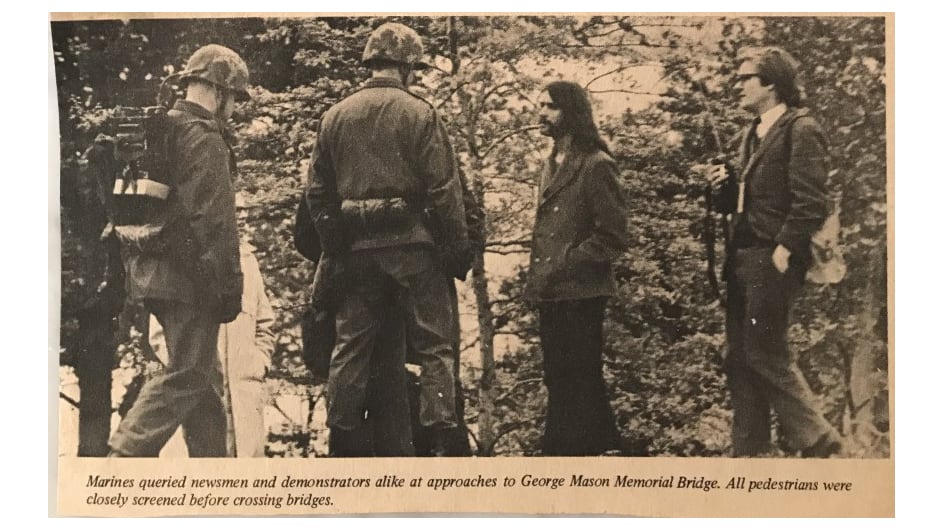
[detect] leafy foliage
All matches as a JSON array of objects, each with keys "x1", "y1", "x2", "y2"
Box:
[{"x1": 54, "y1": 15, "x2": 889, "y2": 458}]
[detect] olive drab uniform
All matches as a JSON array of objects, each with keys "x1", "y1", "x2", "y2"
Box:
[
  {"x1": 364, "y1": 163, "x2": 484, "y2": 457},
  {"x1": 108, "y1": 45, "x2": 249, "y2": 457},
  {"x1": 306, "y1": 75, "x2": 469, "y2": 454}
]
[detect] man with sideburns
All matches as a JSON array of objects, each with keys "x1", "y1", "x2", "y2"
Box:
[
  {"x1": 525, "y1": 81, "x2": 629, "y2": 456},
  {"x1": 708, "y1": 47, "x2": 843, "y2": 458}
]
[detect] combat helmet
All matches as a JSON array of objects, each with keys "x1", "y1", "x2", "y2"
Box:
[
  {"x1": 178, "y1": 44, "x2": 251, "y2": 100},
  {"x1": 362, "y1": 22, "x2": 430, "y2": 70}
]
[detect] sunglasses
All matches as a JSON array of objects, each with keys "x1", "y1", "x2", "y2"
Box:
[{"x1": 539, "y1": 100, "x2": 560, "y2": 110}]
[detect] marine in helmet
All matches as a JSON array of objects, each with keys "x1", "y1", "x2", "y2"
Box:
[
  {"x1": 362, "y1": 21, "x2": 430, "y2": 73},
  {"x1": 305, "y1": 22, "x2": 472, "y2": 457},
  {"x1": 108, "y1": 44, "x2": 250, "y2": 457}
]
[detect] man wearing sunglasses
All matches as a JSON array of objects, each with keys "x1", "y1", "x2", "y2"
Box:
[{"x1": 708, "y1": 47, "x2": 843, "y2": 458}]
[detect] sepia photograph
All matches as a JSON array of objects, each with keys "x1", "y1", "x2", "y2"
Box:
[{"x1": 51, "y1": 11, "x2": 892, "y2": 517}]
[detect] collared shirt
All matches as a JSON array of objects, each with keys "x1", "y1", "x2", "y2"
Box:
[
  {"x1": 733, "y1": 104, "x2": 786, "y2": 235},
  {"x1": 756, "y1": 103, "x2": 787, "y2": 139},
  {"x1": 361, "y1": 75, "x2": 407, "y2": 91}
]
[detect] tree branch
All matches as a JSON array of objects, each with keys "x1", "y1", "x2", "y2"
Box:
[
  {"x1": 488, "y1": 415, "x2": 542, "y2": 454},
  {"x1": 270, "y1": 302, "x2": 310, "y2": 313},
  {"x1": 488, "y1": 297, "x2": 517, "y2": 307},
  {"x1": 561, "y1": 42, "x2": 680, "y2": 49},
  {"x1": 630, "y1": 23, "x2": 703, "y2": 28},
  {"x1": 486, "y1": 238, "x2": 532, "y2": 248},
  {"x1": 472, "y1": 82, "x2": 517, "y2": 121},
  {"x1": 60, "y1": 392, "x2": 80, "y2": 409},
  {"x1": 495, "y1": 329, "x2": 537, "y2": 339},
  {"x1": 584, "y1": 63, "x2": 660, "y2": 90},
  {"x1": 270, "y1": 399, "x2": 302, "y2": 427},
  {"x1": 466, "y1": 425, "x2": 480, "y2": 451},
  {"x1": 480, "y1": 174, "x2": 535, "y2": 186},
  {"x1": 588, "y1": 89, "x2": 673, "y2": 97},
  {"x1": 479, "y1": 125, "x2": 542, "y2": 161},
  {"x1": 585, "y1": 26, "x2": 627, "y2": 39},
  {"x1": 479, "y1": 82, "x2": 516, "y2": 106},
  {"x1": 496, "y1": 377, "x2": 544, "y2": 404},
  {"x1": 460, "y1": 337, "x2": 479, "y2": 353},
  {"x1": 434, "y1": 80, "x2": 471, "y2": 110},
  {"x1": 448, "y1": 16, "x2": 460, "y2": 76}
]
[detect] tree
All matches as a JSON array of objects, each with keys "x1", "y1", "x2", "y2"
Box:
[{"x1": 54, "y1": 14, "x2": 889, "y2": 458}]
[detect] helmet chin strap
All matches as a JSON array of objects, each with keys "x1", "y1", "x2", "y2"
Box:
[
  {"x1": 213, "y1": 85, "x2": 229, "y2": 120},
  {"x1": 398, "y1": 64, "x2": 413, "y2": 86}
]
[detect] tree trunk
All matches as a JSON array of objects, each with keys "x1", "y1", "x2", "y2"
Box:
[
  {"x1": 74, "y1": 307, "x2": 118, "y2": 457},
  {"x1": 845, "y1": 245, "x2": 889, "y2": 447},
  {"x1": 471, "y1": 250, "x2": 497, "y2": 455},
  {"x1": 447, "y1": 16, "x2": 499, "y2": 456}
]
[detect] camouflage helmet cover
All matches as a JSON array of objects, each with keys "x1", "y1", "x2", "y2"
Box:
[
  {"x1": 179, "y1": 44, "x2": 251, "y2": 99},
  {"x1": 362, "y1": 22, "x2": 429, "y2": 69}
]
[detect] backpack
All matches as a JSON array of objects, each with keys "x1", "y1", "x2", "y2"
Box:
[
  {"x1": 807, "y1": 206, "x2": 846, "y2": 284},
  {"x1": 81, "y1": 105, "x2": 173, "y2": 255},
  {"x1": 783, "y1": 112, "x2": 847, "y2": 285}
]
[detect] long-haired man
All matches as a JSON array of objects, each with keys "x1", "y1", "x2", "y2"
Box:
[{"x1": 525, "y1": 81, "x2": 629, "y2": 456}]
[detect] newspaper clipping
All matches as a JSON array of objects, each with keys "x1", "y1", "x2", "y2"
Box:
[{"x1": 51, "y1": 12, "x2": 893, "y2": 517}]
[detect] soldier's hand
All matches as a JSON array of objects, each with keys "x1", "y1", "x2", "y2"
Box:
[
  {"x1": 442, "y1": 240, "x2": 474, "y2": 281},
  {"x1": 313, "y1": 208, "x2": 350, "y2": 256},
  {"x1": 217, "y1": 293, "x2": 242, "y2": 323}
]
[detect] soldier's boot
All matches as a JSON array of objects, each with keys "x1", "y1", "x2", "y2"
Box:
[
  {"x1": 438, "y1": 427, "x2": 472, "y2": 457},
  {"x1": 429, "y1": 427, "x2": 456, "y2": 457},
  {"x1": 106, "y1": 444, "x2": 156, "y2": 458}
]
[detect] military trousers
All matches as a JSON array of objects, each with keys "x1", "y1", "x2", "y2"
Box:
[
  {"x1": 724, "y1": 247, "x2": 838, "y2": 456},
  {"x1": 109, "y1": 300, "x2": 226, "y2": 457},
  {"x1": 365, "y1": 279, "x2": 473, "y2": 457},
  {"x1": 331, "y1": 313, "x2": 415, "y2": 457},
  {"x1": 326, "y1": 246, "x2": 457, "y2": 436}
]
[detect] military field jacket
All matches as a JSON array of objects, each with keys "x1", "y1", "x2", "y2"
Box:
[
  {"x1": 125, "y1": 100, "x2": 242, "y2": 305},
  {"x1": 306, "y1": 77, "x2": 468, "y2": 251}
]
